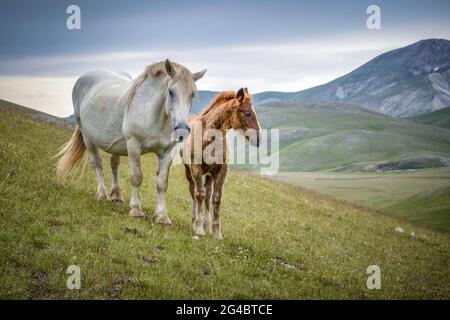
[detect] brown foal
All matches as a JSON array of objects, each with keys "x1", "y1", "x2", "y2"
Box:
[{"x1": 181, "y1": 88, "x2": 261, "y2": 239}]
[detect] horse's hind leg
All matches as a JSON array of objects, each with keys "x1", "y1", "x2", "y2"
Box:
[
  {"x1": 83, "y1": 137, "x2": 109, "y2": 201},
  {"x1": 204, "y1": 175, "x2": 213, "y2": 234},
  {"x1": 126, "y1": 137, "x2": 144, "y2": 217},
  {"x1": 109, "y1": 155, "x2": 124, "y2": 202}
]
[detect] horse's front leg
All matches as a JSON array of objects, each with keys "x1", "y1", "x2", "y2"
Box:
[
  {"x1": 192, "y1": 165, "x2": 206, "y2": 236},
  {"x1": 127, "y1": 138, "x2": 144, "y2": 217},
  {"x1": 212, "y1": 165, "x2": 228, "y2": 239},
  {"x1": 153, "y1": 150, "x2": 173, "y2": 225},
  {"x1": 109, "y1": 154, "x2": 124, "y2": 202}
]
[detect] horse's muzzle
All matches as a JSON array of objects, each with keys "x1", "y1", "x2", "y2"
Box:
[{"x1": 172, "y1": 123, "x2": 190, "y2": 142}]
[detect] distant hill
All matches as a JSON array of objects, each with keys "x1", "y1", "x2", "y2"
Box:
[
  {"x1": 385, "y1": 184, "x2": 450, "y2": 230},
  {"x1": 409, "y1": 106, "x2": 450, "y2": 129},
  {"x1": 288, "y1": 39, "x2": 450, "y2": 117},
  {"x1": 0, "y1": 99, "x2": 70, "y2": 126},
  {"x1": 254, "y1": 101, "x2": 450, "y2": 171}
]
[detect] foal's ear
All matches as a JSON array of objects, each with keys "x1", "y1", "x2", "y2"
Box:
[
  {"x1": 193, "y1": 69, "x2": 207, "y2": 82},
  {"x1": 165, "y1": 59, "x2": 176, "y2": 78},
  {"x1": 236, "y1": 88, "x2": 245, "y2": 103}
]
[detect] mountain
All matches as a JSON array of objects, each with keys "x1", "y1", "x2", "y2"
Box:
[
  {"x1": 285, "y1": 39, "x2": 450, "y2": 117},
  {"x1": 0, "y1": 99, "x2": 70, "y2": 126},
  {"x1": 409, "y1": 106, "x2": 450, "y2": 129},
  {"x1": 252, "y1": 101, "x2": 450, "y2": 171}
]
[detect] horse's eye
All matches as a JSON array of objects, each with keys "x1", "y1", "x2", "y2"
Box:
[
  {"x1": 168, "y1": 89, "x2": 175, "y2": 98},
  {"x1": 244, "y1": 111, "x2": 251, "y2": 117}
]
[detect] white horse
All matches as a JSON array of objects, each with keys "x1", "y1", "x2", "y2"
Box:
[{"x1": 56, "y1": 59, "x2": 206, "y2": 225}]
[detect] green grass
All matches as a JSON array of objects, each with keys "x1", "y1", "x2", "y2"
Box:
[
  {"x1": 385, "y1": 185, "x2": 450, "y2": 230},
  {"x1": 255, "y1": 101, "x2": 450, "y2": 171},
  {"x1": 1, "y1": 107, "x2": 450, "y2": 299},
  {"x1": 273, "y1": 169, "x2": 450, "y2": 231},
  {"x1": 409, "y1": 107, "x2": 450, "y2": 129}
]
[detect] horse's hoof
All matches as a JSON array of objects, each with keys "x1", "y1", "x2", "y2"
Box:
[
  {"x1": 154, "y1": 214, "x2": 172, "y2": 226},
  {"x1": 96, "y1": 191, "x2": 110, "y2": 201},
  {"x1": 193, "y1": 222, "x2": 205, "y2": 236},
  {"x1": 129, "y1": 207, "x2": 145, "y2": 218},
  {"x1": 110, "y1": 189, "x2": 124, "y2": 203},
  {"x1": 203, "y1": 221, "x2": 212, "y2": 234},
  {"x1": 213, "y1": 231, "x2": 223, "y2": 240}
]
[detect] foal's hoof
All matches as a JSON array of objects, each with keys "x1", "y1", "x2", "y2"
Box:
[
  {"x1": 154, "y1": 214, "x2": 172, "y2": 226},
  {"x1": 96, "y1": 191, "x2": 110, "y2": 201},
  {"x1": 213, "y1": 231, "x2": 223, "y2": 240},
  {"x1": 110, "y1": 189, "x2": 124, "y2": 203},
  {"x1": 129, "y1": 207, "x2": 145, "y2": 218},
  {"x1": 193, "y1": 221, "x2": 206, "y2": 236}
]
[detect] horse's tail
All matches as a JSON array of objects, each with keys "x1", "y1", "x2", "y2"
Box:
[{"x1": 55, "y1": 125, "x2": 86, "y2": 181}]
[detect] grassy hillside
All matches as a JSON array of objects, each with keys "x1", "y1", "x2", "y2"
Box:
[
  {"x1": 409, "y1": 107, "x2": 450, "y2": 129},
  {"x1": 0, "y1": 103, "x2": 449, "y2": 299},
  {"x1": 385, "y1": 185, "x2": 450, "y2": 230},
  {"x1": 255, "y1": 101, "x2": 450, "y2": 171},
  {"x1": 0, "y1": 99, "x2": 68, "y2": 126},
  {"x1": 273, "y1": 169, "x2": 450, "y2": 231}
]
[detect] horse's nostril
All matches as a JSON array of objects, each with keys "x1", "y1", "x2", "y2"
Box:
[{"x1": 179, "y1": 135, "x2": 184, "y2": 142}]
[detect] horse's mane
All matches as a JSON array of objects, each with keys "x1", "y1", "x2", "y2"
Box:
[
  {"x1": 199, "y1": 91, "x2": 236, "y2": 116},
  {"x1": 127, "y1": 61, "x2": 194, "y2": 109}
]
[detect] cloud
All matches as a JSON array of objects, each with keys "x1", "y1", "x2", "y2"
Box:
[
  {"x1": 0, "y1": 76, "x2": 77, "y2": 117},
  {"x1": 1, "y1": 28, "x2": 449, "y2": 116}
]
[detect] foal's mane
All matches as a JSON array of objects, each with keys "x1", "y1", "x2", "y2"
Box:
[
  {"x1": 127, "y1": 61, "x2": 193, "y2": 110},
  {"x1": 199, "y1": 91, "x2": 236, "y2": 116},
  {"x1": 199, "y1": 90, "x2": 252, "y2": 117}
]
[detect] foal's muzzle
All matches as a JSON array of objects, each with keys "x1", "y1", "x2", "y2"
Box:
[{"x1": 172, "y1": 123, "x2": 190, "y2": 142}]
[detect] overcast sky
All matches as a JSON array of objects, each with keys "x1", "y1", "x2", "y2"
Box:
[{"x1": 1, "y1": 0, "x2": 449, "y2": 116}]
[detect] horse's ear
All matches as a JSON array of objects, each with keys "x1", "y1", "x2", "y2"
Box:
[
  {"x1": 244, "y1": 87, "x2": 249, "y2": 93},
  {"x1": 193, "y1": 69, "x2": 207, "y2": 82},
  {"x1": 236, "y1": 88, "x2": 245, "y2": 103},
  {"x1": 165, "y1": 59, "x2": 176, "y2": 78}
]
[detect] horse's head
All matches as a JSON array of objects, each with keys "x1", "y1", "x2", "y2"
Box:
[
  {"x1": 231, "y1": 88, "x2": 261, "y2": 147},
  {"x1": 164, "y1": 59, "x2": 206, "y2": 142}
]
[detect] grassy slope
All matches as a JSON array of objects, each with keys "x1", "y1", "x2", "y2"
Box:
[
  {"x1": 385, "y1": 185, "x2": 450, "y2": 230},
  {"x1": 273, "y1": 169, "x2": 450, "y2": 231},
  {"x1": 409, "y1": 107, "x2": 450, "y2": 129},
  {"x1": 1, "y1": 108, "x2": 449, "y2": 299},
  {"x1": 256, "y1": 102, "x2": 450, "y2": 171}
]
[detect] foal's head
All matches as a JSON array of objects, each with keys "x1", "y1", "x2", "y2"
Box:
[
  {"x1": 164, "y1": 59, "x2": 207, "y2": 142},
  {"x1": 230, "y1": 88, "x2": 261, "y2": 147}
]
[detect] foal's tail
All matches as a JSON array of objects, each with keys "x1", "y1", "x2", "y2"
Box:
[{"x1": 55, "y1": 125, "x2": 86, "y2": 181}]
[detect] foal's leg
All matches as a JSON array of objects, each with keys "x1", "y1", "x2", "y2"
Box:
[
  {"x1": 126, "y1": 138, "x2": 144, "y2": 217},
  {"x1": 184, "y1": 165, "x2": 196, "y2": 223},
  {"x1": 83, "y1": 136, "x2": 108, "y2": 201},
  {"x1": 204, "y1": 175, "x2": 213, "y2": 234},
  {"x1": 192, "y1": 165, "x2": 206, "y2": 236},
  {"x1": 154, "y1": 150, "x2": 173, "y2": 225},
  {"x1": 212, "y1": 166, "x2": 228, "y2": 239},
  {"x1": 109, "y1": 154, "x2": 124, "y2": 202}
]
